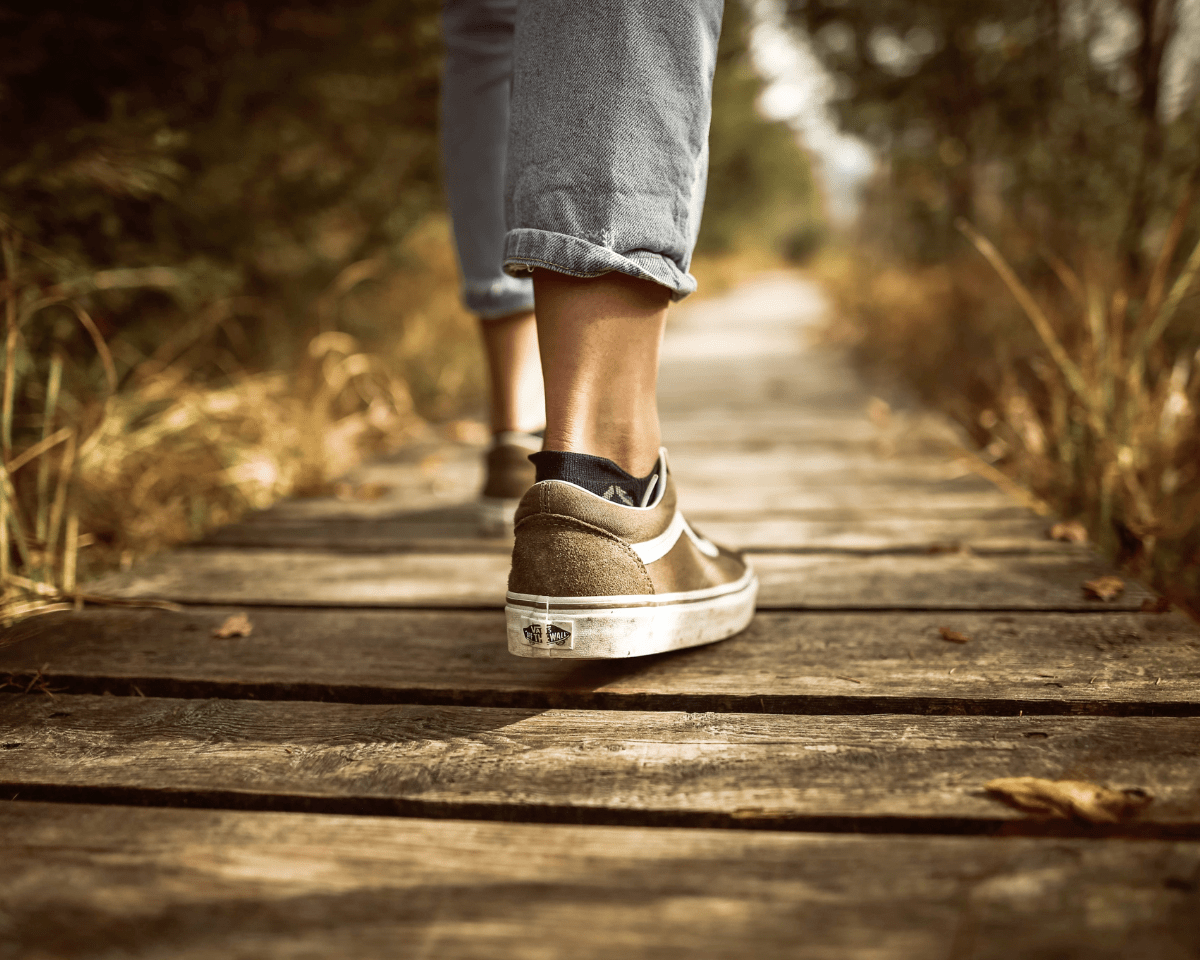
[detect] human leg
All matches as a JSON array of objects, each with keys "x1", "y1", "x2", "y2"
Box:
[
  {"x1": 501, "y1": 0, "x2": 757, "y2": 659},
  {"x1": 440, "y1": 0, "x2": 533, "y2": 324},
  {"x1": 533, "y1": 272, "x2": 668, "y2": 478},
  {"x1": 478, "y1": 309, "x2": 543, "y2": 436},
  {"x1": 477, "y1": 307, "x2": 543, "y2": 527},
  {"x1": 439, "y1": 0, "x2": 544, "y2": 512},
  {"x1": 502, "y1": 0, "x2": 720, "y2": 481}
]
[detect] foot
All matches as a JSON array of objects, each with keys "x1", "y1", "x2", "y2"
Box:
[
  {"x1": 479, "y1": 431, "x2": 542, "y2": 534},
  {"x1": 505, "y1": 450, "x2": 757, "y2": 659}
]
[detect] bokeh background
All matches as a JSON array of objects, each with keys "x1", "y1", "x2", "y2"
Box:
[{"x1": 1, "y1": 0, "x2": 1198, "y2": 619}]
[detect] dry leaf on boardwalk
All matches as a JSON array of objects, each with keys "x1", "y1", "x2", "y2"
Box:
[
  {"x1": 1048, "y1": 520, "x2": 1088, "y2": 543},
  {"x1": 985, "y1": 777, "x2": 1152, "y2": 824},
  {"x1": 1082, "y1": 576, "x2": 1125, "y2": 601},
  {"x1": 939, "y1": 627, "x2": 971, "y2": 644},
  {"x1": 212, "y1": 613, "x2": 253, "y2": 639},
  {"x1": 1141, "y1": 596, "x2": 1172, "y2": 613}
]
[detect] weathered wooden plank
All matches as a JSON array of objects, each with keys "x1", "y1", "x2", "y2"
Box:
[
  {"x1": 658, "y1": 354, "x2": 867, "y2": 409},
  {"x1": 661, "y1": 408, "x2": 957, "y2": 445},
  {"x1": 3, "y1": 608, "x2": 1196, "y2": 712},
  {"x1": 257, "y1": 480, "x2": 1020, "y2": 524},
  {"x1": 2, "y1": 802, "x2": 1196, "y2": 960},
  {"x1": 201, "y1": 504, "x2": 515, "y2": 552},
  {"x1": 311, "y1": 432, "x2": 983, "y2": 517},
  {"x1": 200, "y1": 514, "x2": 1062, "y2": 554},
  {"x1": 678, "y1": 481, "x2": 1018, "y2": 516},
  {"x1": 753, "y1": 552, "x2": 1156, "y2": 609},
  {"x1": 82, "y1": 549, "x2": 513, "y2": 606},
  {"x1": 79, "y1": 548, "x2": 1155, "y2": 609},
  {"x1": 667, "y1": 445, "x2": 976, "y2": 482},
  {"x1": 407, "y1": 443, "x2": 989, "y2": 489},
  {"x1": 3, "y1": 696, "x2": 1198, "y2": 828},
  {"x1": 690, "y1": 516, "x2": 1058, "y2": 552}
]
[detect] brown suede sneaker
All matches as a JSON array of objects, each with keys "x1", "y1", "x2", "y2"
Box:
[
  {"x1": 506, "y1": 449, "x2": 757, "y2": 658},
  {"x1": 479, "y1": 431, "x2": 541, "y2": 534}
]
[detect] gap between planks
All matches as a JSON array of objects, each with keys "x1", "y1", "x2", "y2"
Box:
[
  {"x1": 3, "y1": 607, "x2": 1197, "y2": 716},
  {"x1": 7, "y1": 790, "x2": 1198, "y2": 840}
]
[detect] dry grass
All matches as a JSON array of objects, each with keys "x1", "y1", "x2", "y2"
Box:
[
  {"x1": 817, "y1": 211, "x2": 1200, "y2": 616},
  {"x1": 0, "y1": 214, "x2": 482, "y2": 624}
]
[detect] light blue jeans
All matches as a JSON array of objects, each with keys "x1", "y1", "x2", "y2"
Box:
[{"x1": 440, "y1": 0, "x2": 723, "y2": 318}]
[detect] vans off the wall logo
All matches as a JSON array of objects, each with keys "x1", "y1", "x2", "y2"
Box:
[{"x1": 521, "y1": 621, "x2": 573, "y2": 647}]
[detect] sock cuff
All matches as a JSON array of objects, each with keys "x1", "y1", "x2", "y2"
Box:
[{"x1": 529, "y1": 450, "x2": 657, "y2": 506}]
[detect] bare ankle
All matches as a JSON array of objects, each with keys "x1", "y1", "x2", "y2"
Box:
[{"x1": 533, "y1": 270, "x2": 669, "y2": 476}]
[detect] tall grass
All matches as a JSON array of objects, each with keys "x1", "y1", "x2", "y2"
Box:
[
  {"x1": 0, "y1": 215, "x2": 481, "y2": 625},
  {"x1": 819, "y1": 205, "x2": 1200, "y2": 615}
]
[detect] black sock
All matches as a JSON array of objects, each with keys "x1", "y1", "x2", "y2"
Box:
[{"x1": 529, "y1": 451, "x2": 658, "y2": 506}]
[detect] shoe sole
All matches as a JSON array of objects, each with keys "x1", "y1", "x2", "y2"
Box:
[{"x1": 505, "y1": 568, "x2": 758, "y2": 659}]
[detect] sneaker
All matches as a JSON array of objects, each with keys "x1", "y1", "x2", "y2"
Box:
[
  {"x1": 506, "y1": 449, "x2": 757, "y2": 658},
  {"x1": 479, "y1": 431, "x2": 542, "y2": 534}
]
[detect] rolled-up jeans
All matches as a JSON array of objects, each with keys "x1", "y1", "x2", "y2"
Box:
[{"x1": 440, "y1": 0, "x2": 723, "y2": 317}]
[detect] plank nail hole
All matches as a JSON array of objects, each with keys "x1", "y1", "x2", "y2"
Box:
[
  {"x1": 1, "y1": 743, "x2": 22, "y2": 750},
  {"x1": 1023, "y1": 731, "x2": 1050, "y2": 739}
]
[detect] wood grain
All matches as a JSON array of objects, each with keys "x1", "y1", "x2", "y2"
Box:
[
  {"x1": 2, "y1": 802, "x2": 1196, "y2": 960},
  {"x1": 251, "y1": 479, "x2": 1020, "y2": 523},
  {"x1": 80, "y1": 548, "x2": 1154, "y2": 609},
  {"x1": 200, "y1": 513, "x2": 1061, "y2": 554},
  {"x1": 3, "y1": 608, "x2": 1196, "y2": 713},
  {"x1": 3, "y1": 696, "x2": 1199, "y2": 828}
]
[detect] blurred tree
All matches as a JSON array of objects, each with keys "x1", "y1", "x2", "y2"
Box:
[
  {"x1": 787, "y1": 0, "x2": 1199, "y2": 269},
  {"x1": 1, "y1": 0, "x2": 443, "y2": 375},
  {"x1": 700, "y1": 0, "x2": 821, "y2": 257}
]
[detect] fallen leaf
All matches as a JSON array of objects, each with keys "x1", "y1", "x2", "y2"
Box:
[
  {"x1": 1048, "y1": 520, "x2": 1088, "y2": 543},
  {"x1": 1140, "y1": 596, "x2": 1171, "y2": 613},
  {"x1": 985, "y1": 776, "x2": 1152, "y2": 824},
  {"x1": 939, "y1": 627, "x2": 971, "y2": 644},
  {"x1": 213, "y1": 613, "x2": 253, "y2": 638},
  {"x1": 1082, "y1": 576, "x2": 1125, "y2": 601}
]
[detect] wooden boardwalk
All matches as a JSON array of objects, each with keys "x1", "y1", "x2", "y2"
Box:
[{"x1": 2, "y1": 274, "x2": 1198, "y2": 958}]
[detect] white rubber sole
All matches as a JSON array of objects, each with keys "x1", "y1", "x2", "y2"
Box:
[{"x1": 506, "y1": 568, "x2": 758, "y2": 659}]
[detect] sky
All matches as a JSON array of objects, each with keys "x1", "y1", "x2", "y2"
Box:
[{"x1": 747, "y1": 0, "x2": 874, "y2": 225}]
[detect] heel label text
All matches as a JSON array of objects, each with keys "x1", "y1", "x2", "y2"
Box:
[{"x1": 518, "y1": 616, "x2": 574, "y2": 650}]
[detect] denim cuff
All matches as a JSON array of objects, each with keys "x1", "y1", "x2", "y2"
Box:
[
  {"x1": 503, "y1": 228, "x2": 697, "y2": 301},
  {"x1": 462, "y1": 275, "x2": 536, "y2": 320}
]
